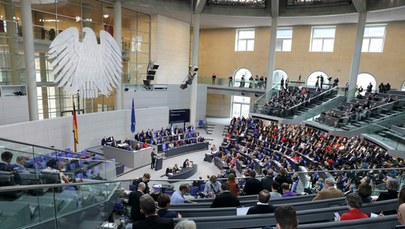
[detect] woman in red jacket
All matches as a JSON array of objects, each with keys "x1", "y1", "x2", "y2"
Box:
[{"x1": 339, "y1": 193, "x2": 368, "y2": 221}]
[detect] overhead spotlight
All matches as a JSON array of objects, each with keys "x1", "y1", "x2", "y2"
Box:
[
  {"x1": 254, "y1": 93, "x2": 259, "y2": 97},
  {"x1": 241, "y1": 92, "x2": 245, "y2": 96},
  {"x1": 180, "y1": 84, "x2": 188, "y2": 89},
  {"x1": 143, "y1": 61, "x2": 159, "y2": 90},
  {"x1": 180, "y1": 65, "x2": 198, "y2": 90},
  {"x1": 143, "y1": 79, "x2": 151, "y2": 90},
  {"x1": 124, "y1": 88, "x2": 129, "y2": 91}
]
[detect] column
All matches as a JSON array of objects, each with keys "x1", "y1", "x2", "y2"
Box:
[
  {"x1": 190, "y1": 14, "x2": 200, "y2": 127},
  {"x1": 39, "y1": 53, "x2": 49, "y2": 119},
  {"x1": 5, "y1": 0, "x2": 19, "y2": 84},
  {"x1": 347, "y1": 11, "x2": 367, "y2": 101},
  {"x1": 265, "y1": 0, "x2": 278, "y2": 101},
  {"x1": 21, "y1": 0, "x2": 39, "y2": 121},
  {"x1": 114, "y1": 0, "x2": 123, "y2": 110}
]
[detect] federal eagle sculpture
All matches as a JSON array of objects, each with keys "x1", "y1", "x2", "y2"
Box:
[{"x1": 48, "y1": 27, "x2": 122, "y2": 99}]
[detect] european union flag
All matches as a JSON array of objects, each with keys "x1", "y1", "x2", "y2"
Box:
[{"x1": 130, "y1": 97, "x2": 136, "y2": 133}]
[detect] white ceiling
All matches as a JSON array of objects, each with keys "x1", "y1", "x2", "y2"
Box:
[{"x1": 117, "y1": 0, "x2": 405, "y2": 29}]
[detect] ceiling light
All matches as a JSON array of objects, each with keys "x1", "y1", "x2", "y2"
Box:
[{"x1": 103, "y1": 14, "x2": 109, "y2": 19}]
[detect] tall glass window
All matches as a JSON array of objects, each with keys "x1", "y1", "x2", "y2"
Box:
[
  {"x1": 0, "y1": 1, "x2": 151, "y2": 119},
  {"x1": 362, "y1": 25, "x2": 386, "y2": 53},
  {"x1": 310, "y1": 26, "x2": 336, "y2": 52},
  {"x1": 232, "y1": 96, "x2": 250, "y2": 118},
  {"x1": 276, "y1": 28, "x2": 293, "y2": 52},
  {"x1": 235, "y1": 29, "x2": 255, "y2": 51}
]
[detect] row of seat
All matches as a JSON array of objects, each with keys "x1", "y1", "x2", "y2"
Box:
[{"x1": 173, "y1": 199, "x2": 397, "y2": 229}]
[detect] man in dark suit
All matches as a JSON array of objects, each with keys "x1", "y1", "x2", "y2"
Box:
[
  {"x1": 128, "y1": 182, "x2": 146, "y2": 222},
  {"x1": 261, "y1": 169, "x2": 274, "y2": 192},
  {"x1": 211, "y1": 183, "x2": 240, "y2": 208},
  {"x1": 132, "y1": 173, "x2": 151, "y2": 194},
  {"x1": 243, "y1": 170, "x2": 262, "y2": 195},
  {"x1": 151, "y1": 149, "x2": 157, "y2": 169},
  {"x1": 377, "y1": 179, "x2": 398, "y2": 201},
  {"x1": 0, "y1": 151, "x2": 13, "y2": 171},
  {"x1": 247, "y1": 190, "x2": 276, "y2": 215},
  {"x1": 133, "y1": 194, "x2": 174, "y2": 229},
  {"x1": 157, "y1": 193, "x2": 178, "y2": 218}
]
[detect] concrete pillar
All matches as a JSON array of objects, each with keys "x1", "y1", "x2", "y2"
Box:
[
  {"x1": 190, "y1": 14, "x2": 200, "y2": 127},
  {"x1": 114, "y1": 0, "x2": 123, "y2": 110},
  {"x1": 5, "y1": 0, "x2": 19, "y2": 84},
  {"x1": 21, "y1": 0, "x2": 39, "y2": 120},
  {"x1": 39, "y1": 53, "x2": 49, "y2": 119},
  {"x1": 347, "y1": 11, "x2": 367, "y2": 101},
  {"x1": 265, "y1": 16, "x2": 278, "y2": 101}
]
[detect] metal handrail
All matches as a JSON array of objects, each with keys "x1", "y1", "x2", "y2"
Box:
[
  {"x1": 286, "y1": 86, "x2": 338, "y2": 112},
  {"x1": 338, "y1": 97, "x2": 405, "y2": 121},
  {"x1": 1, "y1": 167, "x2": 404, "y2": 193}
]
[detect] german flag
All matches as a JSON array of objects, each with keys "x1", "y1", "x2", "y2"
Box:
[{"x1": 73, "y1": 101, "x2": 79, "y2": 144}]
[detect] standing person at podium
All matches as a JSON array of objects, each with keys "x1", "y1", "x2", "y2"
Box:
[{"x1": 151, "y1": 149, "x2": 157, "y2": 169}]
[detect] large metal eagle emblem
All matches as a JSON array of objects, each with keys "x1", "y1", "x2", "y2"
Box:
[{"x1": 48, "y1": 27, "x2": 122, "y2": 98}]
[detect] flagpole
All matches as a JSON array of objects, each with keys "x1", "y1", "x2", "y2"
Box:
[{"x1": 73, "y1": 100, "x2": 78, "y2": 152}]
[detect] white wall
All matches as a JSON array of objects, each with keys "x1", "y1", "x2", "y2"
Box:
[
  {"x1": 151, "y1": 15, "x2": 190, "y2": 84},
  {"x1": 123, "y1": 84, "x2": 191, "y2": 110},
  {"x1": 0, "y1": 107, "x2": 169, "y2": 151}
]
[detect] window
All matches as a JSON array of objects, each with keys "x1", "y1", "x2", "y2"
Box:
[
  {"x1": 233, "y1": 68, "x2": 252, "y2": 88},
  {"x1": 362, "y1": 25, "x2": 386, "y2": 52},
  {"x1": 307, "y1": 71, "x2": 330, "y2": 89},
  {"x1": 276, "y1": 28, "x2": 293, "y2": 52},
  {"x1": 232, "y1": 96, "x2": 250, "y2": 118},
  {"x1": 357, "y1": 73, "x2": 376, "y2": 94},
  {"x1": 310, "y1": 26, "x2": 336, "y2": 52},
  {"x1": 235, "y1": 29, "x2": 255, "y2": 51},
  {"x1": 273, "y1": 70, "x2": 288, "y2": 89}
]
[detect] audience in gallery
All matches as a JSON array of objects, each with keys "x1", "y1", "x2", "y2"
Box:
[
  {"x1": 242, "y1": 170, "x2": 262, "y2": 195},
  {"x1": 132, "y1": 194, "x2": 174, "y2": 229},
  {"x1": 203, "y1": 175, "x2": 222, "y2": 198},
  {"x1": 157, "y1": 193, "x2": 179, "y2": 219},
  {"x1": 281, "y1": 182, "x2": 297, "y2": 198},
  {"x1": 338, "y1": 193, "x2": 368, "y2": 221},
  {"x1": 128, "y1": 182, "x2": 146, "y2": 222},
  {"x1": 170, "y1": 183, "x2": 194, "y2": 204},
  {"x1": 174, "y1": 219, "x2": 196, "y2": 229},
  {"x1": 398, "y1": 203, "x2": 405, "y2": 225},
  {"x1": 357, "y1": 181, "x2": 373, "y2": 204},
  {"x1": 312, "y1": 178, "x2": 343, "y2": 201},
  {"x1": 247, "y1": 189, "x2": 276, "y2": 215},
  {"x1": 321, "y1": 91, "x2": 398, "y2": 123},
  {"x1": 132, "y1": 173, "x2": 152, "y2": 194},
  {"x1": 210, "y1": 183, "x2": 240, "y2": 208},
  {"x1": 226, "y1": 173, "x2": 240, "y2": 196},
  {"x1": 264, "y1": 86, "x2": 313, "y2": 110},
  {"x1": 0, "y1": 151, "x2": 13, "y2": 171},
  {"x1": 260, "y1": 168, "x2": 274, "y2": 193},
  {"x1": 269, "y1": 182, "x2": 283, "y2": 200},
  {"x1": 274, "y1": 205, "x2": 298, "y2": 229}
]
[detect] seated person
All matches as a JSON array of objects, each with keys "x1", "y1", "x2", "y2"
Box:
[
  {"x1": 133, "y1": 195, "x2": 174, "y2": 229},
  {"x1": 58, "y1": 162, "x2": 71, "y2": 183},
  {"x1": 170, "y1": 184, "x2": 194, "y2": 204},
  {"x1": 172, "y1": 164, "x2": 180, "y2": 174},
  {"x1": 182, "y1": 159, "x2": 190, "y2": 168},
  {"x1": 211, "y1": 183, "x2": 240, "y2": 208},
  {"x1": 135, "y1": 143, "x2": 141, "y2": 151},
  {"x1": 247, "y1": 190, "x2": 276, "y2": 215},
  {"x1": 166, "y1": 166, "x2": 173, "y2": 176},
  {"x1": 338, "y1": 193, "x2": 368, "y2": 221},
  {"x1": 203, "y1": 175, "x2": 222, "y2": 198},
  {"x1": 274, "y1": 206, "x2": 298, "y2": 229},
  {"x1": 11, "y1": 156, "x2": 29, "y2": 172},
  {"x1": 157, "y1": 193, "x2": 179, "y2": 218},
  {"x1": 0, "y1": 151, "x2": 13, "y2": 171}
]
